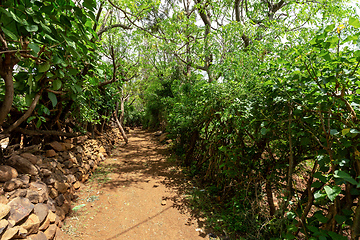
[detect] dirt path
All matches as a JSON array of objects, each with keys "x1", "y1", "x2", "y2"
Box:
[{"x1": 62, "y1": 129, "x2": 207, "y2": 240}]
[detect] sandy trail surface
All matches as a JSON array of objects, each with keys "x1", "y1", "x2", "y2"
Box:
[{"x1": 62, "y1": 129, "x2": 207, "y2": 240}]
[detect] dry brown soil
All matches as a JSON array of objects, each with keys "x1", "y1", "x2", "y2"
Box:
[{"x1": 62, "y1": 129, "x2": 208, "y2": 240}]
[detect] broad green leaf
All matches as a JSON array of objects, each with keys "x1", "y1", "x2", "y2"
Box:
[
  {"x1": 25, "y1": 25, "x2": 38, "y2": 32},
  {"x1": 83, "y1": 0, "x2": 96, "y2": 10},
  {"x1": 28, "y1": 43, "x2": 40, "y2": 54},
  {"x1": 48, "y1": 92, "x2": 57, "y2": 107},
  {"x1": 260, "y1": 128, "x2": 268, "y2": 135},
  {"x1": 25, "y1": 94, "x2": 34, "y2": 106},
  {"x1": 324, "y1": 185, "x2": 341, "y2": 202},
  {"x1": 324, "y1": 24, "x2": 335, "y2": 33},
  {"x1": 27, "y1": 116, "x2": 36, "y2": 123},
  {"x1": 9, "y1": 10, "x2": 26, "y2": 24},
  {"x1": 350, "y1": 129, "x2": 360, "y2": 134},
  {"x1": 1, "y1": 27, "x2": 18, "y2": 41},
  {"x1": 43, "y1": 107, "x2": 50, "y2": 115},
  {"x1": 335, "y1": 215, "x2": 347, "y2": 224},
  {"x1": 52, "y1": 56, "x2": 64, "y2": 65},
  {"x1": 38, "y1": 62, "x2": 50, "y2": 72},
  {"x1": 52, "y1": 79, "x2": 62, "y2": 90},
  {"x1": 74, "y1": 84, "x2": 82, "y2": 93},
  {"x1": 342, "y1": 128, "x2": 350, "y2": 136},
  {"x1": 349, "y1": 17, "x2": 360, "y2": 28},
  {"x1": 46, "y1": 72, "x2": 54, "y2": 78},
  {"x1": 328, "y1": 231, "x2": 348, "y2": 240},
  {"x1": 314, "y1": 190, "x2": 326, "y2": 200},
  {"x1": 314, "y1": 172, "x2": 327, "y2": 183},
  {"x1": 36, "y1": 119, "x2": 42, "y2": 128},
  {"x1": 327, "y1": 36, "x2": 339, "y2": 44},
  {"x1": 68, "y1": 68, "x2": 78, "y2": 76},
  {"x1": 334, "y1": 170, "x2": 358, "y2": 185},
  {"x1": 314, "y1": 212, "x2": 328, "y2": 223},
  {"x1": 330, "y1": 129, "x2": 338, "y2": 135}
]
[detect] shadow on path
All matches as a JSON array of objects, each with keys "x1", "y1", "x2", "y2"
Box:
[{"x1": 89, "y1": 129, "x2": 207, "y2": 239}]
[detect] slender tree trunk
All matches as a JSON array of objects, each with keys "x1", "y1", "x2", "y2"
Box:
[
  {"x1": 265, "y1": 179, "x2": 276, "y2": 216},
  {"x1": 0, "y1": 54, "x2": 18, "y2": 127},
  {"x1": 113, "y1": 111, "x2": 128, "y2": 144}
]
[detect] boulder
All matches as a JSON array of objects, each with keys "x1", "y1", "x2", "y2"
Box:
[
  {"x1": 14, "y1": 226, "x2": 28, "y2": 238},
  {"x1": 54, "y1": 182, "x2": 68, "y2": 194},
  {"x1": 7, "y1": 155, "x2": 38, "y2": 176},
  {"x1": 48, "y1": 188, "x2": 58, "y2": 199},
  {"x1": 1, "y1": 226, "x2": 19, "y2": 240},
  {"x1": 47, "y1": 211, "x2": 56, "y2": 224},
  {"x1": 65, "y1": 175, "x2": 76, "y2": 184},
  {"x1": 29, "y1": 182, "x2": 48, "y2": 201},
  {"x1": 55, "y1": 207, "x2": 65, "y2": 221},
  {"x1": 19, "y1": 174, "x2": 30, "y2": 186},
  {"x1": 73, "y1": 181, "x2": 80, "y2": 190},
  {"x1": 39, "y1": 213, "x2": 50, "y2": 231},
  {"x1": 0, "y1": 165, "x2": 18, "y2": 182},
  {"x1": 0, "y1": 219, "x2": 9, "y2": 235},
  {"x1": 0, "y1": 204, "x2": 11, "y2": 219},
  {"x1": 20, "y1": 153, "x2": 38, "y2": 165},
  {"x1": 7, "y1": 197, "x2": 34, "y2": 224},
  {"x1": 34, "y1": 203, "x2": 49, "y2": 224},
  {"x1": 7, "y1": 189, "x2": 27, "y2": 200},
  {"x1": 44, "y1": 224, "x2": 57, "y2": 240},
  {"x1": 26, "y1": 231, "x2": 48, "y2": 240},
  {"x1": 40, "y1": 169, "x2": 52, "y2": 177},
  {"x1": 55, "y1": 194, "x2": 65, "y2": 207},
  {"x1": 49, "y1": 142, "x2": 65, "y2": 152},
  {"x1": 45, "y1": 150, "x2": 56, "y2": 158},
  {"x1": 20, "y1": 213, "x2": 40, "y2": 234},
  {"x1": 27, "y1": 190, "x2": 41, "y2": 204},
  {"x1": 3, "y1": 178, "x2": 23, "y2": 192}
]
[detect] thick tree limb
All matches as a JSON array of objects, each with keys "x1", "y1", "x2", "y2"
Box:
[
  {"x1": 4, "y1": 91, "x2": 42, "y2": 133},
  {"x1": 97, "y1": 24, "x2": 132, "y2": 37}
]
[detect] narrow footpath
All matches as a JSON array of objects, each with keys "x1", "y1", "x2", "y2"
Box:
[{"x1": 62, "y1": 129, "x2": 207, "y2": 240}]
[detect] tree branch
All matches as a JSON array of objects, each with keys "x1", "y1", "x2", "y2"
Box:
[
  {"x1": 97, "y1": 23, "x2": 132, "y2": 37},
  {"x1": 4, "y1": 90, "x2": 42, "y2": 133}
]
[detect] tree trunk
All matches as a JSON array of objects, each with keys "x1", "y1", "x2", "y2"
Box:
[
  {"x1": 113, "y1": 111, "x2": 128, "y2": 144},
  {"x1": 0, "y1": 54, "x2": 17, "y2": 127},
  {"x1": 265, "y1": 179, "x2": 276, "y2": 216},
  {"x1": 120, "y1": 96, "x2": 125, "y2": 126}
]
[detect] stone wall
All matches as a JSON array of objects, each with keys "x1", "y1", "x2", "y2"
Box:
[{"x1": 0, "y1": 128, "x2": 122, "y2": 240}]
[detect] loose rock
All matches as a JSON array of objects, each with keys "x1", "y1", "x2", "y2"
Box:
[
  {"x1": 26, "y1": 231, "x2": 48, "y2": 240},
  {"x1": 6, "y1": 155, "x2": 38, "y2": 176},
  {"x1": 0, "y1": 219, "x2": 9, "y2": 235},
  {"x1": 44, "y1": 224, "x2": 57, "y2": 240},
  {"x1": 34, "y1": 203, "x2": 49, "y2": 224},
  {"x1": 0, "y1": 166, "x2": 18, "y2": 182},
  {"x1": 20, "y1": 213, "x2": 40, "y2": 234},
  {"x1": 1, "y1": 226, "x2": 19, "y2": 240},
  {"x1": 20, "y1": 153, "x2": 38, "y2": 165},
  {"x1": 49, "y1": 142, "x2": 66, "y2": 152},
  {"x1": 45, "y1": 150, "x2": 56, "y2": 158},
  {"x1": 7, "y1": 197, "x2": 34, "y2": 224},
  {"x1": 0, "y1": 204, "x2": 11, "y2": 219}
]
